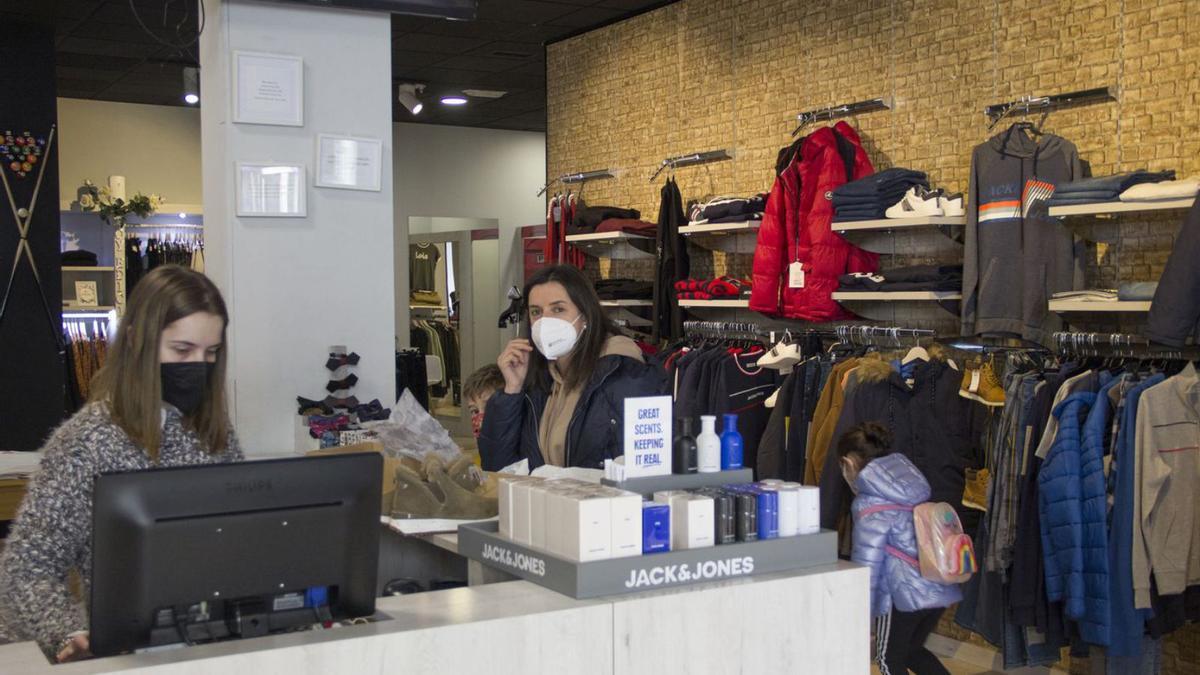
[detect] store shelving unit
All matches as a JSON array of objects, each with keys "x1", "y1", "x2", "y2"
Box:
[
  {"x1": 599, "y1": 300, "x2": 652, "y2": 307},
  {"x1": 1048, "y1": 198, "x2": 1195, "y2": 217},
  {"x1": 62, "y1": 305, "x2": 116, "y2": 313},
  {"x1": 62, "y1": 266, "x2": 115, "y2": 272},
  {"x1": 678, "y1": 298, "x2": 750, "y2": 308},
  {"x1": 831, "y1": 291, "x2": 962, "y2": 301},
  {"x1": 565, "y1": 231, "x2": 654, "y2": 260},
  {"x1": 678, "y1": 220, "x2": 761, "y2": 236},
  {"x1": 833, "y1": 215, "x2": 965, "y2": 232},
  {"x1": 1049, "y1": 299, "x2": 1152, "y2": 313}
]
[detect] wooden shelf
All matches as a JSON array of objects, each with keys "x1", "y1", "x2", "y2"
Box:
[
  {"x1": 833, "y1": 216, "x2": 965, "y2": 232},
  {"x1": 565, "y1": 231, "x2": 652, "y2": 243},
  {"x1": 600, "y1": 300, "x2": 652, "y2": 307},
  {"x1": 1049, "y1": 299, "x2": 1152, "y2": 312},
  {"x1": 679, "y1": 221, "x2": 761, "y2": 236},
  {"x1": 1048, "y1": 199, "x2": 1195, "y2": 217},
  {"x1": 678, "y1": 299, "x2": 750, "y2": 308},
  {"x1": 62, "y1": 266, "x2": 115, "y2": 272},
  {"x1": 62, "y1": 305, "x2": 116, "y2": 312},
  {"x1": 832, "y1": 291, "x2": 962, "y2": 301}
]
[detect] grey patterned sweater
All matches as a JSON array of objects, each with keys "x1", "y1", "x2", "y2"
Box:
[{"x1": 0, "y1": 403, "x2": 242, "y2": 655}]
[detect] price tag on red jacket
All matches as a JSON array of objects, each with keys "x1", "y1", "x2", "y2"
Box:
[{"x1": 788, "y1": 262, "x2": 805, "y2": 288}]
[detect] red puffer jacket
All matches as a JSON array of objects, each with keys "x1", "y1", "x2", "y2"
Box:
[{"x1": 750, "y1": 122, "x2": 879, "y2": 321}]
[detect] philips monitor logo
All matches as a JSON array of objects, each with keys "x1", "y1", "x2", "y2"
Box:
[{"x1": 225, "y1": 479, "x2": 273, "y2": 494}]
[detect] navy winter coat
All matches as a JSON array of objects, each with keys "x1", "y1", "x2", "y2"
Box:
[
  {"x1": 479, "y1": 352, "x2": 667, "y2": 471},
  {"x1": 851, "y1": 453, "x2": 963, "y2": 617},
  {"x1": 1037, "y1": 384, "x2": 1111, "y2": 646}
]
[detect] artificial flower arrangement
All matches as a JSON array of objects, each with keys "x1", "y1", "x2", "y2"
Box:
[{"x1": 78, "y1": 179, "x2": 163, "y2": 225}]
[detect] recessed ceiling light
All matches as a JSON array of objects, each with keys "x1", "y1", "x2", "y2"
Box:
[
  {"x1": 440, "y1": 92, "x2": 469, "y2": 106},
  {"x1": 178, "y1": 212, "x2": 187, "y2": 219},
  {"x1": 183, "y1": 93, "x2": 199, "y2": 105}
]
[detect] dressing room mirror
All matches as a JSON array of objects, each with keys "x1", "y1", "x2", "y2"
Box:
[{"x1": 406, "y1": 217, "x2": 501, "y2": 443}]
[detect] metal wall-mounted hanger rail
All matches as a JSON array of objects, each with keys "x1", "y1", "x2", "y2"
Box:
[
  {"x1": 833, "y1": 324, "x2": 934, "y2": 347},
  {"x1": 1051, "y1": 330, "x2": 1199, "y2": 360},
  {"x1": 984, "y1": 86, "x2": 1115, "y2": 131},
  {"x1": 792, "y1": 97, "x2": 892, "y2": 137},
  {"x1": 537, "y1": 169, "x2": 615, "y2": 197},
  {"x1": 649, "y1": 149, "x2": 732, "y2": 182}
]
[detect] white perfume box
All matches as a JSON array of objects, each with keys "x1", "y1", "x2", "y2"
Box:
[
  {"x1": 601, "y1": 488, "x2": 644, "y2": 559},
  {"x1": 560, "y1": 494, "x2": 613, "y2": 562}
]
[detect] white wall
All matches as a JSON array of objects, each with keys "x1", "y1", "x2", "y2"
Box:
[
  {"x1": 392, "y1": 123, "x2": 546, "y2": 351},
  {"x1": 201, "y1": 0, "x2": 395, "y2": 454},
  {"x1": 57, "y1": 98, "x2": 202, "y2": 211}
]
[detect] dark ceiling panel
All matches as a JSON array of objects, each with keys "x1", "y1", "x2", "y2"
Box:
[
  {"x1": 43, "y1": 0, "x2": 673, "y2": 132},
  {"x1": 546, "y1": 5, "x2": 628, "y2": 27},
  {"x1": 435, "y1": 54, "x2": 523, "y2": 73},
  {"x1": 394, "y1": 32, "x2": 490, "y2": 54}
]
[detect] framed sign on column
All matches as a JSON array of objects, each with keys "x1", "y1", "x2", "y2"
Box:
[
  {"x1": 232, "y1": 51, "x2": 304, "y2": 127},
  {"x1": 236, "y1": 162, "x2": 307, "y2": 218}
]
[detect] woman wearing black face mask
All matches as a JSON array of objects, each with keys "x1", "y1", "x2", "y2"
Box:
[
  {"x1": 479, "y1": 265, "x2": 667, "y2": 471},
  {"x1": 0, "y1": 265, "x2": 242, "y2": 663}
]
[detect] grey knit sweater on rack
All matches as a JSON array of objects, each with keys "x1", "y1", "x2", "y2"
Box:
[{"x1": 0, "y1": 403, "x2": 242, "y2": 656}]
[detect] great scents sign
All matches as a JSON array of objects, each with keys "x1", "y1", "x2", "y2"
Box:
[{"x1": 623, "y1": 396, "x2": 673, "y2": 478}]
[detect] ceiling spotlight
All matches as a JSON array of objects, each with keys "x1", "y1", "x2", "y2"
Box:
[
  {"x1": 182, "y1": 66, "x2": 199, "y2": 105},
  {"x1": 397, "y1": 83, "x2": 425, "y2": 115},
  {"x1": 440, "y1": 91, "x2": 468, "y2": 106}
]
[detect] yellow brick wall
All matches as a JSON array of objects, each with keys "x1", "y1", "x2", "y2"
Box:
[{"x1": 549, "y1": 0, "x2": 1200, "y2": 671}]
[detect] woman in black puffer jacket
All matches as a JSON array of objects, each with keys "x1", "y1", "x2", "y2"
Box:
[{"x1": 480, "y1": 265, "x2": 666, "y2": 471}]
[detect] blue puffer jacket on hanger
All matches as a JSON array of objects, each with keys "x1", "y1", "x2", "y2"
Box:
[{"x1": 1038, "y1": 383, "x2": 1111, "y2": 646}]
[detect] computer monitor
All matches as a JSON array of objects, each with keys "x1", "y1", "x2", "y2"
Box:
[{"x1": 90, "y1": 453, "x2": 382, "y2": 657}]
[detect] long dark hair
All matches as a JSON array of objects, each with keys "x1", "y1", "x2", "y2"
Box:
[
  {"x1": 522, "y1": 265, "x2": 615, "y2": 393},
  {"x1": 90, "y1": 265, "x2": 230, "y2": 460}
]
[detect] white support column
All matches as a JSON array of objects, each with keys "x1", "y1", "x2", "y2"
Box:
[{"x1": 200, "y1": 0, "x2": 395, "y2": 455}]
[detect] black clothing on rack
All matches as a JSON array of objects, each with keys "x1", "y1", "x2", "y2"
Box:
[{"x1": 651, "y1": 178, "x2": 689, "y2": 342}]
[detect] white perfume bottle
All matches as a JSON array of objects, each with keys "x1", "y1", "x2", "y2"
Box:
[{"x1": 696, "y1": 415, "x2": 721, "y2": 473}]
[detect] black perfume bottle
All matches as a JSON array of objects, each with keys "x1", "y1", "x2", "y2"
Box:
[{"x1": 672, "y1": 417, "x2": 698, "y2": 474}]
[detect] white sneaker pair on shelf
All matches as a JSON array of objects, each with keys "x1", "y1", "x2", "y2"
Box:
[{"x1": 885, "y1": 187, "x2": 965, "y2": 218}]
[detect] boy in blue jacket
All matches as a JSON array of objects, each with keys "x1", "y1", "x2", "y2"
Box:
[{"x1": 839, "y1": 423, "x2": 962, "y2": 675}]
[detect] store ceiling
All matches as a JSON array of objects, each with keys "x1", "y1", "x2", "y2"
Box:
[{"x1": 0, "y1": 0, "x2": 668, "y2": 132}]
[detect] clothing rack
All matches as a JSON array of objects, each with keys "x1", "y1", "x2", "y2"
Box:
[
  {"x1": 984, "y1": 86, "x2": 1115, "y2": 130},
  {"x1": 648, "y1": 149, "x2": 732, "y2": 182},
  {"x1": 945, "y1": 335, "x2": 1051, "y2": 354},
  {"x1": 1052, "y1": 331, "x2": 1200, "y2": 360},
  {"x1": 683, "y1": 320, "x2": 769, "y2": 340},
  {"x1": 791, "y1": 97, "x2": 892, "y2": 137},
  {"x1": 833, "y1": 325, "x2": 935, "y2": 347},
  {"x1": 126, "y1": 223, "x2": 204, "y2": 230},
  {"x1": 537, "y1": 169, "x2": 615, "y2": 197}
]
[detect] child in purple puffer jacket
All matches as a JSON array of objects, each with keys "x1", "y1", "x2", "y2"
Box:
[{"x1": 838, "y1": 422, "x2": 961, "y2": 675}]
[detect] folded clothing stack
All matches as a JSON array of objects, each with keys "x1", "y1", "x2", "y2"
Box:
[
  {"x1": 837, "y1": 264, "x2": 962, "y2": 292},
  {"x1": 675, "y1": 276, "x2": 751, "y2": 300},
  {"x1": 1118, "y1": 282, "x2": 1158, "y2": 301},
  {"x1": 567, "y1": 205, "x2": 641, "y2": 234},
  {"x1": 1120, "y1": 177, "x2": 1200, "y2": 202},
  {"x1": 833, "y1": 168, "x2": 929, "y2": 222},
  {"x1": 61, "y1": 249, "x2": 99, "y2": 267},
  {"x1": 1047, "y1": 169, "x2": 1176, "y2": 206},
  {"x1": 594, "y1": 278, "x2": 653, "y2": 300},
  {"x1": 1050, "y1": 289, "x2": 1119, "y2": 302},
  {"x1": 594, "y1": 218, "x2": 656, "y2": 236},
  {"x1": 688, "y1": 195, "x2": 767, "y2": 225}
]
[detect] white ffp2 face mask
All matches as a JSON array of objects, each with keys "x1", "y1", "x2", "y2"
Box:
[{"x1": 532, "y1": 315, "x2": 583, "y2": 360}]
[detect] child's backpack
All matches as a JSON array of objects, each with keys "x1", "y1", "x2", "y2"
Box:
[
  {"x1": 865, "y1": 501, "x2": 976, "y2": 584},
  {"x1": 910, "y1": 503, "x2": 976, "y2": 584}
]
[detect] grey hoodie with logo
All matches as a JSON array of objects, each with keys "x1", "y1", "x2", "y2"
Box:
[{"x1": 961, "y1": 127, "x2": 1084, "y2": 344}]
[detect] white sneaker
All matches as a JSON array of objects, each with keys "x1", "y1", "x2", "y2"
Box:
[
  {"x1": 885, "y1": 188, "x2": 943, "y2": 218},
  {"x1": 939, "y1": 193, "x2": 965, "y2": 217}
]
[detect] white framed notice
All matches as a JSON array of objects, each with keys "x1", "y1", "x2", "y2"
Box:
[
  {"x1": 233, "y1": 51, "x2": 304, "y2": 127},
  {"x1": 236, "y1": 162, "x2": 307, "y2": 218},
  {"x1": 315, "y1": 134, "x2": 383, "y2": 191}
]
